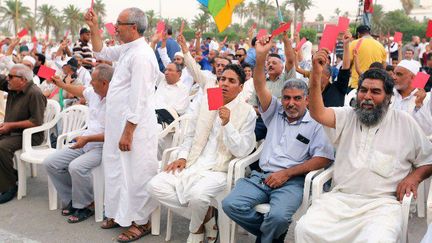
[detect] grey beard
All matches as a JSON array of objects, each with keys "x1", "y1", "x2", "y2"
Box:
[{"x1": 355, "y1": 101, "x2": 389, "y2": 127}]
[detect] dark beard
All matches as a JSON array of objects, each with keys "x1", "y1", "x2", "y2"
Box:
[{"x1": 355, "y1": 99, "x2": 389, "y2": 127}]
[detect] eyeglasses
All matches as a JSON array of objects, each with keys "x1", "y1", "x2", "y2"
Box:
[
  {"x1": 8, "y1": 74, "x2": 23, "y2": 79},
  {"x1": 115, "y1": 21, "x2": 136, "y2": 26},
  {"x1": 235, "y1": 54, "x2": 244, "y2": 57}
]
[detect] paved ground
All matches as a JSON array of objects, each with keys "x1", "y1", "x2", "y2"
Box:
[{"x1": 0, "y1": 167, "x2": 429, "y2": 243}]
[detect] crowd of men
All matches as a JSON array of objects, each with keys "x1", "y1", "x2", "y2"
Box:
[{"x1": 0, "y1": 6, "x2": 432, "y2": 243}]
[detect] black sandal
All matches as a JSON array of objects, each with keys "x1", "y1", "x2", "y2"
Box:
[
  {"x1": 67, "y1": 208, "x2": 94, "y2": 223},
  {"x1": 61, "y1": 201, "x2": 77, "y2": 216}
]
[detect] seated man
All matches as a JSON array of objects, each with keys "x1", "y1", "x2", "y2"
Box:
[
  {"x1": 222, "y1": 36, "x2": 334, "y2": 243},
  {"x1": 147, "y1": 63, "x2": 256, "y2": 243},
  {"x1": 295, "y1": 50, "x2": 432, "y2": 242},
  {"x1": 154, "y1": 62, "x2": 190, "y2": 124},
  {"x1": 0, "y1": 64, "x2": 46, "y2": 204},
  {"x1": 43, "y1": 64, "x2": 113, "y2": 223}
]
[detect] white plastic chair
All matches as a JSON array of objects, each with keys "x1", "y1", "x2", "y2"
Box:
[
  {"x1": 16, "y1": 100, "x2": 61, "y2": 202},
  {"x1": 311, "y1": 166, "x2": 412, "y2": 243},
  {"x1": 229, "y1": 142, "x2": 322, "y2": 243},
  {"x1": 161, "y1": 146, "x2": 246, "y2": 243},
  {"x1": 344, "y1": 89, "x2": 357, "y2": 107},
  {"x1": 17, "y1": 104, "x2": 88, "y2": 210}
]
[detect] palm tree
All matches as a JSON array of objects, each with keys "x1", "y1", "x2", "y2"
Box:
[
  {"x1": 334, "y1": 8, "x2": 341, "y2": 16},
  {"x1": 38, "y1": 4, "x2": 58, "y2": 39},
  {"x1": 0, "y1": 0, "x2": 31, "y2": 35},
  {"x1": 93, "y1": 0, "x2": 106, "y2": 27},
  {"x1": 400, "y1": 0, "x2": 414, "y2": 15},
  {"x1": 235, "y1": 2, "x2": 247, "y2": 25},
  {"x1": 315, "y1": 13, "x2": 324, "y2": 22},
  {"x1": 371, "y1": 4, "x2": 387, "y2": 34},
  {"x1": 22, "y1": 15, "x2": 35, "y2": 36},
  {"x1": 343, "y1": 11, "x2": 349, "y2": 17},
  {"x1": 246, "y1": 1, "x2": 257, "y2": 22},
  {"x1": 192, "y1": 12, "x2": 209, "y2": 32},
  {"x1": 63, "y1": 4, "x2": 84, "y2": 40},
  {"x1": 298, "y1": 0, "x2": 313, "y2": 26},
  {"x1": 145, "y1": 10, "x2": 157, "y2": 33},
  {"x1": 52, "y1": 15, "x2": 65, "y2": 41},
  {"x1": 255, "y1": 0, "x2": 272, "y2": 26}
]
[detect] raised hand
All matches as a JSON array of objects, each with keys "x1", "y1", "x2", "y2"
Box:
[
  {"x1": 177, "y1": 34, "x2": 188, "y2": 53},
  {"x1": 255, "y1": 35, "x2": 273, "y2": 58},
  {"x1": 84, "y1": 9, "x2": 98, "y2": 29}
]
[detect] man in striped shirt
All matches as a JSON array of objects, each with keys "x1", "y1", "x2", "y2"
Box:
[{"x1": 73, "y1": 28, "x2": 94, "y2": 72}]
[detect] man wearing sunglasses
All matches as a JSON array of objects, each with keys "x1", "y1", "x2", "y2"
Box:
[
  {"x1": 235, "y1": 48, "x2": 247, "y2": 66},
  {"x1": 0, "y1": 64, "x2": 46, "y2": 204}
]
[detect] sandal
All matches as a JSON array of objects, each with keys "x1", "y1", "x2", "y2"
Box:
[
  {"x1": 204, "y1": 214, "x2": 219, "y2": 243},
  {"x1": 101, "y1": 218, "x2": 120, "y2": 229},
  {"x1": 186, "y1": 233, "x2": 204, "y2": 243},
  {"x1": 117, "y1": 222, "x2": 151, "y2": 243},
  {"x1": 67, "y1": 208, "x2": 94, "y2": 224},
  {"x1": 61, "y1": 201, "x2": 77, "y2": 216}
]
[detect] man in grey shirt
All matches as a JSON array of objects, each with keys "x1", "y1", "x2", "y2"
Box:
[
  {"x1": 249, "y1": 31, "x2": 297, "y2": 141},
  {"x1": 222, "y1": 35, "x2": 334, "y2": 243}
]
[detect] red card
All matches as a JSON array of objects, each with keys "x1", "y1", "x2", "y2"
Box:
[
  {"x1": 355, "y1": 38, "x2": 364, "y2": 51},
  {"x1": 156, "y1": 21, "x2": 165, "y2": 34},
  {"x1": 426, "y1": 20, "x2": 432, "y2": 38},
  {"x1": 394, "y1": 32, "x2": 403, "y2": 43},
  {"x1": 252, "y1": 23, "x2": 257, "y2": 29},
  {"x1": 412, "y1": 72, "x2": 430, "y2": 89},
  {"x1": 32, "y1": 36, "x2": 37, "y2": 43},
  {"x1": 207, "y1": 87, "x2": 223, "y2": 111},
  {"x1": 296, "y1": 23, "x2": 302, "y2": 33},
  {"x1": 105, "y1": 23, "x2": 116, "y2": 36},
  {"x1": 37, "y1": 65, "x2": 56, "y2": 81},
  {"x1": 338, "y1": 17, "x2": 350, "y2": 32},
  {"x1": 91, "y1": 0, "x2": 94, "y2": 11},
  {"x1": 319, "y1": 24, "x2": 339, "y2": 52},
  {"x1": 17, "y1": 29, "x2": 28, "y2": 38},
  {"x1": 296, "y1": 37, "x2": 307, "y2": 51},
  {"x1": 271, "y1": 22, "x2": 291, "y2": 37},
  {"x1": 65, "y1": 30, "x2": 69, "y2": 38},
  {"x1": 257, "y1": 29, "x2": 268, "y2": 40}
]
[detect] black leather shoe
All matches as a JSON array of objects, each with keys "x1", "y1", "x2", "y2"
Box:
[{"x1": 0, "y1": 186, "x2": 17, "y2": 204}]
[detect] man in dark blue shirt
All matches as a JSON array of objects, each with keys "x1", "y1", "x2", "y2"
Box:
[{"x1": 155, "y1": 25, "x2": 180, "y2": 72}]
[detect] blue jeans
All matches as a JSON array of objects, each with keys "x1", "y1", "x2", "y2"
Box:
[{"x1": 222, "y1": 170, "x2": 304, "y2": 243}]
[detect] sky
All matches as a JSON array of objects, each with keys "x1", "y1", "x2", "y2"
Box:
[{"x1": 21, "y1": 0, "x2": 404, "y2": 23}]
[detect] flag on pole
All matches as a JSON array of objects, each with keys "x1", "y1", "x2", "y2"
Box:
[{"x1": 197, "y1": 0, "x2": 244, "y2": 32}]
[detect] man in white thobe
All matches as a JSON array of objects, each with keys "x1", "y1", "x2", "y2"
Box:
[
  {"x1": 392, "y1": 59, "x2": 431, "y2": 137},
  {"x1": 147, "y1": 34, "x2": 256, "y2": 243},
  {"x1": 295, "y1": 50, "x2": 432, "y2": 242},
  {"x1": 85, "y1": 8, "x2": 158, "y2": 242}
]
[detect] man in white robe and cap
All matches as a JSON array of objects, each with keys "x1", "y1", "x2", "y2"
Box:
[
  {"x1": 295, "y1": 49, "x2": 432, "y2": 242},
  {"x1": 84, "y1": 7, "x2": 159, "y2": 242}
]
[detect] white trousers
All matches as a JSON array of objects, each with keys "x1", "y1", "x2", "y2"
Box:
[
  {"x1": 295, "y1": 192, "x2": 403, "y2": 243},
  {"x1": 147, "y1": 170, "x2": 226, "y2": 232}
]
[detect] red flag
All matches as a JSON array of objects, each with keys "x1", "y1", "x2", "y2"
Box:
[
  {"x1": 426, "y1": 20, "x2": 432, "y2": 38},
  {"x1": 271, "y1": 22, "x2": 291, "y2": 37},
  {"x1": 393, "y1": 32, "x2": 403, "y2": 43},
  {"x1": 17, "y1": 29, "x2": 28, "y2": 38},
  {"x1": 207, "y1": 88, "x2": 223, "y2": 110},
  {"x1": 319, "y1": 24, "x2": 339, "y2": 52}
]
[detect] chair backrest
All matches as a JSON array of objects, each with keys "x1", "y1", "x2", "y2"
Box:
[
  {"x1": 60, "y1": 105, "x2": 89, "y2": 134},
  {"x1": 171, "y1": 114, "x2": 193, "y2": 147}
]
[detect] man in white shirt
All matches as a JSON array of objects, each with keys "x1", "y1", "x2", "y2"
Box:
[
  {"x1": 148, "y1": 37, "x2": 256, "y2": 242},
  {"x1": 85, "y1": 7, "x2": 159, "y2": 242},
  {"x1": 392, "y1": 60, "x2": 430, "y2": 130},
  {"x1": 155, "y1": 62, "x2": 190, "y2": 118},
  {"x1": 74, "y1": 54, "x2": 92, "y2": 87},
  {"x1": 295, "y1": 50, "x2": 432, "y2": 242},
  {"x1": 43, "y1": 64, "x2": 112, "y2": 224}
]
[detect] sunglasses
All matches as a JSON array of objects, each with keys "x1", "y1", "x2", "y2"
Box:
[
  {"x1": 235, "y1": 54, "x2": 244, "y2": 57},
  {"x1": 8, "y1": 74, "x2": 23, "y2": 79}
]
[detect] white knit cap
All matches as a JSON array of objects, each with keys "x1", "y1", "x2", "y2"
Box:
[
  {"x1": 397, "y1": 60, "x2": 420, "y2": 75},
  {"x1": 174, "y1": 52, "x2": 184, "y2": 58},
  {"x1": 22, "y1": 55, "x2": 36, "y2": 66}
]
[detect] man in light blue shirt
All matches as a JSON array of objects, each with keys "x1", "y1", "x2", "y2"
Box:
[{"x1": 223, "y1": 34, "x2": 334, "y2": 243}]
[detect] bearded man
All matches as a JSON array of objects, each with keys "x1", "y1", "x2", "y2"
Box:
[{"x1": 295, "y1": 50, "x2": 432, "y2": 242}]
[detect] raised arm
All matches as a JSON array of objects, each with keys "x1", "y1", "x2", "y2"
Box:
[
  {"x1": 309, "y1": 50, "x2": 336, "y2": 128},
  {"x1": 84, "y1": 9, "x2": 103, "y2": 52},
  {"x1": 51, "y1": 75, "x2": 85, "y2": 98},
  {"x1": 342, "y1": 30, "x2": 352, "y2": 69},
  {"x1": 195, "y1": 31, "x2": 202, "y2": 56},
  {"x1": 178, "y1": 34, "x2": 207, "y2": 86},
  {"x1": 283, "y1": 29, "x2": 295, "y2": 72},
  {"x1": 254, "y1": 36, "x2": 273, "y2": 112}
]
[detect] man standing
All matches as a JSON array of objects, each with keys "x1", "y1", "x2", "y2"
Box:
[
  {"x1": 0, "y1": 64, "x2": 46, "y2": 204},
  {"x1": 295, "y1": 50, "x2": 432, "y2": 242},
  {"x1": 85, "y1": 8, "x2": 159, "y2": 242},
  {"x1": 72, "y1": 28, "x2": 94, "y2": 72}
]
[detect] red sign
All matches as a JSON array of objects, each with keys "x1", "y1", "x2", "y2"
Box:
[{"x1": 207, "y1": 87, "x2": 223, "y2": 111}]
